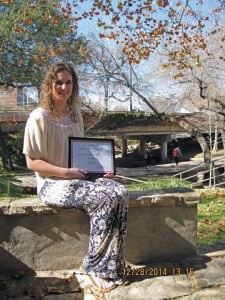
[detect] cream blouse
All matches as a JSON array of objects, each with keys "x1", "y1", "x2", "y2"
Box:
[{"x1": 23, "y1": 107, "x2": 84, "y2": 193}]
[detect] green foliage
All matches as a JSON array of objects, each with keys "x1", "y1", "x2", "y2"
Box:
[
  {"x1": 0, "y1": 0, "x2": 85, "y2": 88},
  {"x1": 5, "y1": 127, "x2": 26, "y2": 166},
  {"x1": 0, "y1": 177, "x2": 23, "y2": 197},
  {"x1": 94, "y1": 112, "x2": 159, "y2": 130}
]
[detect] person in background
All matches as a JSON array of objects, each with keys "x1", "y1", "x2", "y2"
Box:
[
  {"x1": 173, "y1": 145, "x2": 182, "y2": 170},
  {"x1": 23, "y1": 62, "x2": 129, "y2": 292},
  {"x1": 145, "y1": 147, "x2": 152, "y2": 171}
]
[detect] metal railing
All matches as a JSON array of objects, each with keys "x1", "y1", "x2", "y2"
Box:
[{"x1": 171, "y1": 156, "x2": 225, "y2": 189}]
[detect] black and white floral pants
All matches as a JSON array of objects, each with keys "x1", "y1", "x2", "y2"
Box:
[{"x1": 39, "y1": 178, "x2": 129, "y2": 279}]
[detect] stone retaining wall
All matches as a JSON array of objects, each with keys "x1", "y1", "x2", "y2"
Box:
[{"x1": 0, "y1": 188, "x2": 200, "y2": 274}]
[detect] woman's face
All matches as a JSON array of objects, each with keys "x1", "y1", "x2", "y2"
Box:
[{"x1": 52, "y1": 70, "x2": 73, "y2": 106}]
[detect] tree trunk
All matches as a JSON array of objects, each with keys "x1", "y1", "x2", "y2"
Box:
[
  {"x1": 220, "y1": 128, "x2": 225, "y2": 155},
  {"x1": 0, "y1": 123, "x2": 12, "y2": 170},
  {"x1": 104, "y1": 77, "x2": 110, "y2": 111},
  {"x1": 195, "y1": 132, "x2": 211, "y2": 166},
  {"x1": 212, "y1": 123, "x2": 218, "y2": 152}
]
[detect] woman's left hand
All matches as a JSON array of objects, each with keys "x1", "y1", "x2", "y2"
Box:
[{"x1": 104, "y1": 173, "x2": 115, "y2": 179}]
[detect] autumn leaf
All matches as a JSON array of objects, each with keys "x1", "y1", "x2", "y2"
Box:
[
  {"x1": 206, "y1": 204, "x2": 213, "y2": 211},
  {"x1": 215, "y1": 228, "x2": 222, "y2": 236},
  {"x1": 210, "y1": 29, "x2": 217, "y2": 35},
  {"x1": 197, "y1": 232, "x2": 203, "y2": 237},
  {"x1": 218, "y1": 221, "x2": 225, "y2": 226},
  {"x1": 65, "y1": 272, "x2": 76, "y2": 282},
  {"x1": 78, "y1": 45, "x2": 88, "y2": 55},
  {"x1": 14, "y1": 24, "x2": 23, "y2": 34},
  {"x1": 25, "y1": 18, "x2": 32, "y2": 25},
  {"x1": 52, "y1": 15, "x2": 60, "y2": 25},
  {"x1": 2, "y1": 0, "x2": 11, "y2": 3},
  {"x1": 204, "y1": 219, "x2": 211, "y2": 224},
  {"x1": 157, "y1": 0, "x2": 169, "y2": 7}
]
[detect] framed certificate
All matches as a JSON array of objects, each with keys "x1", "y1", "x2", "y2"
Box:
[{"x1": 68, "y1": 137, "x2": 116, "y2": 175}]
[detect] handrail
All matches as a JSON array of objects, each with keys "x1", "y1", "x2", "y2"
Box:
[
  {"x1": 171, "y1": 155, "x2": 225, "y2": 188},
  {"x1": 171, "y1": 161, "x2": 206, "y2": 179}
]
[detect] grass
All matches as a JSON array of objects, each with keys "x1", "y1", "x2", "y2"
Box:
[
  {"x1": 127, "y1": 177, "x2": 192, "y2": 191},
  {"x1": 196, "y1": 189, "x2": 225, "y2": 245}
]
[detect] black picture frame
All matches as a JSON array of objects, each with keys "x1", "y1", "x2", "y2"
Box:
[{"x1": 68, "y1": 137, "x2": 116, "y2": 175}]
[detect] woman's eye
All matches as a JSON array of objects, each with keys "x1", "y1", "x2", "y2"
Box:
[{"x1": 55, "y1": 81, "x2": 72, "y2": 85}]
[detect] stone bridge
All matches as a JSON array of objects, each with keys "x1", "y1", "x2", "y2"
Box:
[{"x1": 1, "y1": 110, "x2": 213, "y2": 162}]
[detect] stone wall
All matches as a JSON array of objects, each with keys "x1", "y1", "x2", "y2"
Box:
[{"x1": 0, "y1": 188, "x2": 200, "y2": 274}]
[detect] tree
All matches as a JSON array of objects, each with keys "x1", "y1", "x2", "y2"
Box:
[
  {"x1": 0, "y1": 0, "x2": 84, "y2": 89},
  {"x1": 157, "y1": 23, "x2": 225, "y2": 154},
  {"x1": 75, "y1": 0, "x2": 225, "y2": 66},
  {"x1": 3, "y1": 1, "x2": 224, "y2": 67},
  {"x1": 77, "y1": 36, "x2": 134, "y2": 111},
  {"x1": 0, "y1": 0, "x2": 86, "y2": 170}
]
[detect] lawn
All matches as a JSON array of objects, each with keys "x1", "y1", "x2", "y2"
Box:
[{"x1": 197, "y1": 189, "x2": 225, "y2": 245}]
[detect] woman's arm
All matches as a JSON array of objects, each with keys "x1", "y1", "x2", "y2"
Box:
[{"x1": 26, "y1": 156, "x2": 87, "y2": 179}]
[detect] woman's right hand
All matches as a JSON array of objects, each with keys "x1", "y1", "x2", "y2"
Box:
[{"x1": 65, "y1": 168, "x2": 87, "y2": 179}]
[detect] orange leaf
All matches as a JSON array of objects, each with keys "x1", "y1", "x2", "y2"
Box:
[
  {"x1": 157, "y1": 0, "x2": 169, "y2": 7},
  {"x1": 2, "y1": 0, "x2": 11, "y2": 3},
  {"x1": 14, "y1": 24, "x2": 23, "y2": 34},
  {"x1": 53, "y1": 15, "x2": 60, "y2": 25},
  {"x1": 25, "y1": 18, "x2": 32, "y2": 25}
]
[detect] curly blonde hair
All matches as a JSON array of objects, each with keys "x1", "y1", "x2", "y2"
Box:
[{"x1": 39, "y1": 62, "x2": 79, "y2": 121}]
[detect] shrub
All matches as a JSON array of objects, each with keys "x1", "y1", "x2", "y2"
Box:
[{"x1": 6, "y1": 127, "x2": 26, "y2": 167}]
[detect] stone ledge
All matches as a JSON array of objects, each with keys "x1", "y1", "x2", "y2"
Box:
[
  {"x1": 0, "y1": 188, "x2": 200, "y2": 271},
  {"x1": 0, "y1": 188, "x2": 200, "y2": 215}
]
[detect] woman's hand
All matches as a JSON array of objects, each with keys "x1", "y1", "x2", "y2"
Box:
[
  {"x1": 65, "y1": 168, "x2": 87, "y2": 179},
  {"x1": 103, "y1": 172, "x2": 115, "y2": 179}
]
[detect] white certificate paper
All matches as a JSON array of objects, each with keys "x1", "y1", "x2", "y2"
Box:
[{"x1": 69, "y1": 137, "x2": 115, "y2": 174}]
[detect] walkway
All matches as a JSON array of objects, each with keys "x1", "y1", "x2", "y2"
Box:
[
  {"x1": 116, "y1": 158, "x2": 205, "y2": 179},
  {"x1": 1, "y1": 242, "x2": 225, "y2": 299}
]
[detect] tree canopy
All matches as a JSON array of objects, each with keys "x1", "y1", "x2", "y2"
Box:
[
  {"x1": 3, "y1": 1, "x2": 224, "y2": 63},
  {"x1": 83, "y1": 0, "x2": 224, "y2": 65},
  {"x1": 0, "y1": 0, "x2": 84, "y2": 88}
]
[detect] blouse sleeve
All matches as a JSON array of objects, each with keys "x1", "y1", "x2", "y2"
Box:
[{"x1": 23, "y1": 111, "x2": 46, "y2": 159}]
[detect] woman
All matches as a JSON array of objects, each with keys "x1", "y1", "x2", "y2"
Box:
[{"x1": 23, "y1": 62, "x2": 129, "y2": 292}]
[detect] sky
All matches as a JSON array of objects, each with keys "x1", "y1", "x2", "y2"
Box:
[{"x1": 72, "y1": 0, "x2": 222, "y2": 35}]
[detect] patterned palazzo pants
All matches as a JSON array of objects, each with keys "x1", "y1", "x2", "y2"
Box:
[{"x1": 39, "y1": 178, "x2": 129, "y2": 279}]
